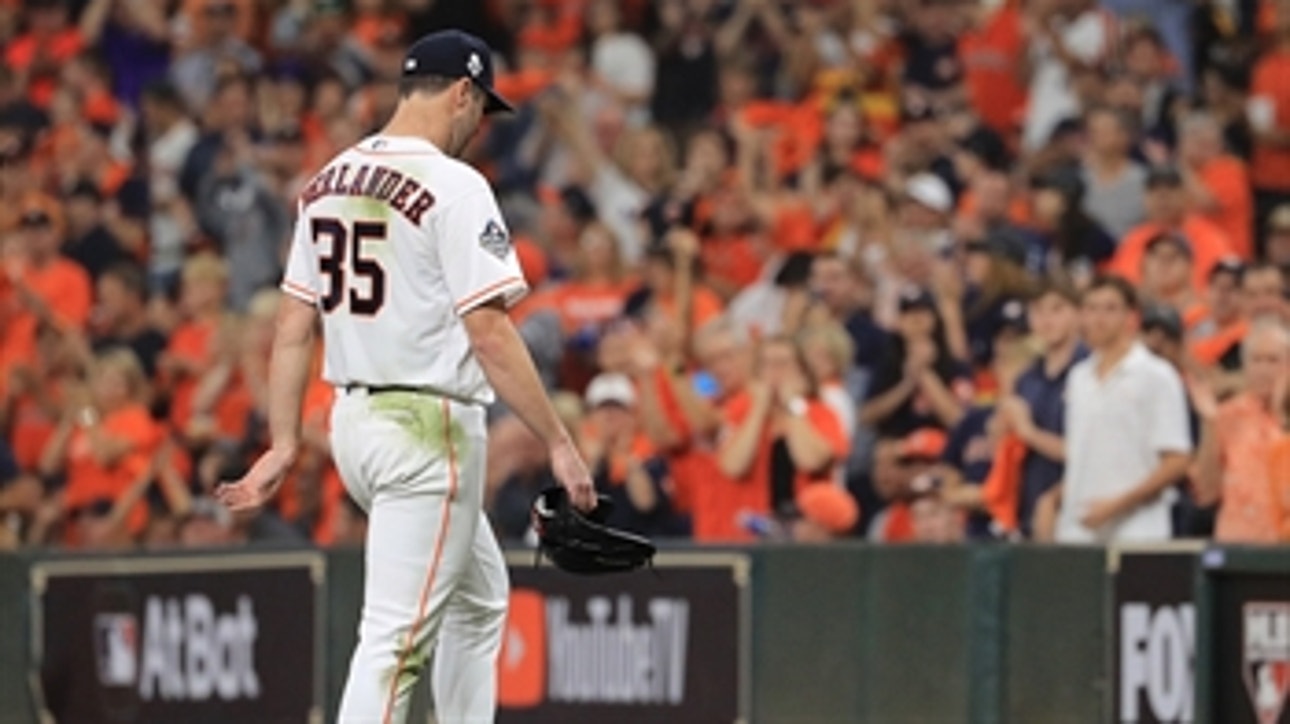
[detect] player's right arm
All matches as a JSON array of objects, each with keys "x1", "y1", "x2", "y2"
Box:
[{"x1": 216, "y1": 211, "x2": 321, "y2": 512}]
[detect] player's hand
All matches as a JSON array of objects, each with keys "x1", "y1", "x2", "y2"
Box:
[
  {"x1": 214, "y1": 445, "x2": 296, "y2": 512},
  {"x1": 550, "y1": 438, "x2": 597, "y2": 513}
]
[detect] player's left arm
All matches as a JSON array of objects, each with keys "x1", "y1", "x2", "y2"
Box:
[
  {"x1": 444, "y1": 182, "x2": 596, "y2": 510},
  {"x1": 215, "y1": 294, "x2": 318, "y2": 511}
]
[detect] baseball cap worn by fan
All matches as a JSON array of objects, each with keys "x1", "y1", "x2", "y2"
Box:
[
  {"x1": 402, "y1": 30, "x2": 513, "y2": 114},
  {"x1": 585, "y1": 373, "x2": 636, "y2": 409},
  {"x1": 794, "y1": 485, "x2": 860, "y2": 535},
  {"x1": 905, "y1": 173, "x2": 954, "y2": 215},
  {"x1": 898, "y1": 428, "x2": 948, "y2": 462}
]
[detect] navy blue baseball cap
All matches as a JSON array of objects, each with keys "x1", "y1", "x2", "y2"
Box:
[{"x1": 401, "y1": 29, "x2": 513, "y2": 114}]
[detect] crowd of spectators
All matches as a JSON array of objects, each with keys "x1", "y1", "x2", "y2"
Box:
[{"x1": 0, "y1": 0, "x2": 1288, "y2": 551}]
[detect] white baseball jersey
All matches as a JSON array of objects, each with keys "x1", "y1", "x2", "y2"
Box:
[{"x1": 281, "y1": 134, "x2": 528, "y2": 404}]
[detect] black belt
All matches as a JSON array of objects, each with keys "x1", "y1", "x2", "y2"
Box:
[
  {"x1": 341, "y1": 383, "x2": 479, "y2": 406},
  {"x1": 343, "y1": 383, "x2": 430, "y2": 395}
]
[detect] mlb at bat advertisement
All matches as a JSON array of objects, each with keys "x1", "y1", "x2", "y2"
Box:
[
  {"x1": 29, "y1": 553, "x2": 325, "y2": 724},
  {"x1": 497, "y1": 553, "x2": 751, "y2": 724}
]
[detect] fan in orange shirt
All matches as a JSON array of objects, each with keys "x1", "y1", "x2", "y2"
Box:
[
  {"x1": 3, "y1": 321, "x2": 86, "y2": 476},
  {"x1": 1, "y1": 195, "x2": 93, "y2": 389},
  {"x1": 63, "y1": 52, "x2": 121, "y2": 127},
  {"x1": 869, "y1": 427, "x2": 951, "y2": 543},
  {"x1": 672, "y1": 318, "x2": 763, "y2": 542},
  {"x1": 158, "y1": 254, "x2": 234, "y2": 437},
  {"x1": 549, "y1": 223, "x2": 636, "y2": 337},
  {"x1": 958, "y1": 0, "x2": 1027, "y2": 135},
  {"x1": 1188, "y1": 259, "x2": 1248, "y2": 366},
  {"x1": 616, "y1": 305, "x2": 720, "y2": 530},
  {"x1": 1249, "y1": 12, "x2": 1290, "y2": 207},
  {"x1": 1191, "y1": 320, "x2": 1290, "y2": 543},
  {"x1": 698, "y1": 186, "x2": 768, "y2": 298},
  {"x1": 516, "y1": 0, "x2": 584, "y2": 58},
  {"x1": 4, "y1": 0, "x2": 84, "y2": 108},
  {"x1": 186, "y1": 286, "x2": 289, "y2": 449},
  {"x1": 348, "y1": 0, "x2": 406, "y2": 51},
  {"x1": 640, "y1": 232, "x2": 724, "y2": 337},
  {"x1": 1108, "y1": 166, "x2": 1236, "y2": 292},
  {"x1": 41, "y1": 117, "x2": 133, "y2": 199},
  {"x1": 545, "y1": 223, "x2": 638, "y2": 392},
  {"x1": 715, "y1": 334, "x2": 849, "y2": 537},
  {"x1": 1178, "y1": 112, "x2": 1255, "y2": 260},
  {"x1": 39, "y1": 349, "x2": 160, "y2": 549},
  {"x1": 5, "y1": 194, "x2": 92, "y2": 328},
  {"x1": 1138, "y1": 233, "x2": 1209, "y2": 325},
  {"x1": 1269, "y1": 432, "x2": 1290, "y2": 542}
]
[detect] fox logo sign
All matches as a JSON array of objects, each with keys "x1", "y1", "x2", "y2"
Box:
[{"x1": 1244, "y1": 602, "x2": 1290, "y2": 724}]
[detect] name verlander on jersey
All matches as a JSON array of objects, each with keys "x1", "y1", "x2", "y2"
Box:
[{"x1": 299, "y1": 163, "x2": 437, "y2": 225}]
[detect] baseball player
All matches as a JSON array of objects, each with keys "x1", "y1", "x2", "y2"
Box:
[{"x1": 215, "y1": 30, "x2": 597, "y2": 724}]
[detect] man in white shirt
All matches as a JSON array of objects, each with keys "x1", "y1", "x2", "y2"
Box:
[{"x1": 1056, "y1": 276, "x2": 1192, "y2": 543}]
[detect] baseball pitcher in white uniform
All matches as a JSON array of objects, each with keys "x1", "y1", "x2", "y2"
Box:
[{"x1": 215, "y1": 29, "x2": 597, "y2": 724}]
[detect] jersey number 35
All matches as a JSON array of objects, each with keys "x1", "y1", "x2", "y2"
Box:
[{"x1": 311, "y1": 217, "x2": 388, "y2": 316}]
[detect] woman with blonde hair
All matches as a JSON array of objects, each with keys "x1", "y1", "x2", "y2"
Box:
[
  {"x1": 797, "y1": 320, "x2": 858, "y2": 442},
  {"x1": 37, "y1": 348, "x2": 160, "y2": 548},
  {"x1": 722, "y1": 333, "x2": 850, "y2": 521}
]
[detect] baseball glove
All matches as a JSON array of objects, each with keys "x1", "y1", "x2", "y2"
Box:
[{"x1": 531, "y1": 486, "x2": 657, "y2": 574}]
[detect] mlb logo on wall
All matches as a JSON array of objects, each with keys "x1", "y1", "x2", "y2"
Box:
[
  {"x1": 1243, "y1": 602, "x2": 1290, "y2": 724},
  {"x1": 93, "y1": 613, "x2": 138, "y2": 687}
]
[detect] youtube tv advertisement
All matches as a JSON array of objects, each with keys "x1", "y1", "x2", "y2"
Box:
[{"x1": 497, "y1": 556, "x2": 750, "y2": 724}]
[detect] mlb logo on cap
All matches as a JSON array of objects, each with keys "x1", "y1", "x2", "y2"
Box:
[{"x1": 402, "y1": 29, "x2": 513, "y2": 114}]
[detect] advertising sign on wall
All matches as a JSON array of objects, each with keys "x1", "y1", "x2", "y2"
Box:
[
  {"x1": 30, "y1": 552, "x2": 325, "y2": 724},
  {"x1": 1211, "y1": 570, "x2": 1290, "y2": 724},
  {"x1": 1112, "y1": 545, "x2": 1201, "y2": 724},
  {"x1": 497, "y1": 552, "x2": 750, "y2": 724}
]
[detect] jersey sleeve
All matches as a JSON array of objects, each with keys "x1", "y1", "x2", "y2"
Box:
[
  {"x1": 280, "y1": 212, "x2": 322, "y2": 306},
  {"x1": 438, "y1": 188, "x2": 529, "y2": 315}
]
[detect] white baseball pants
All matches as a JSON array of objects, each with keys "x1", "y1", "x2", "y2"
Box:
[{"x1": 330, "y1": 388, "x2": 509, "y2": 724}]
